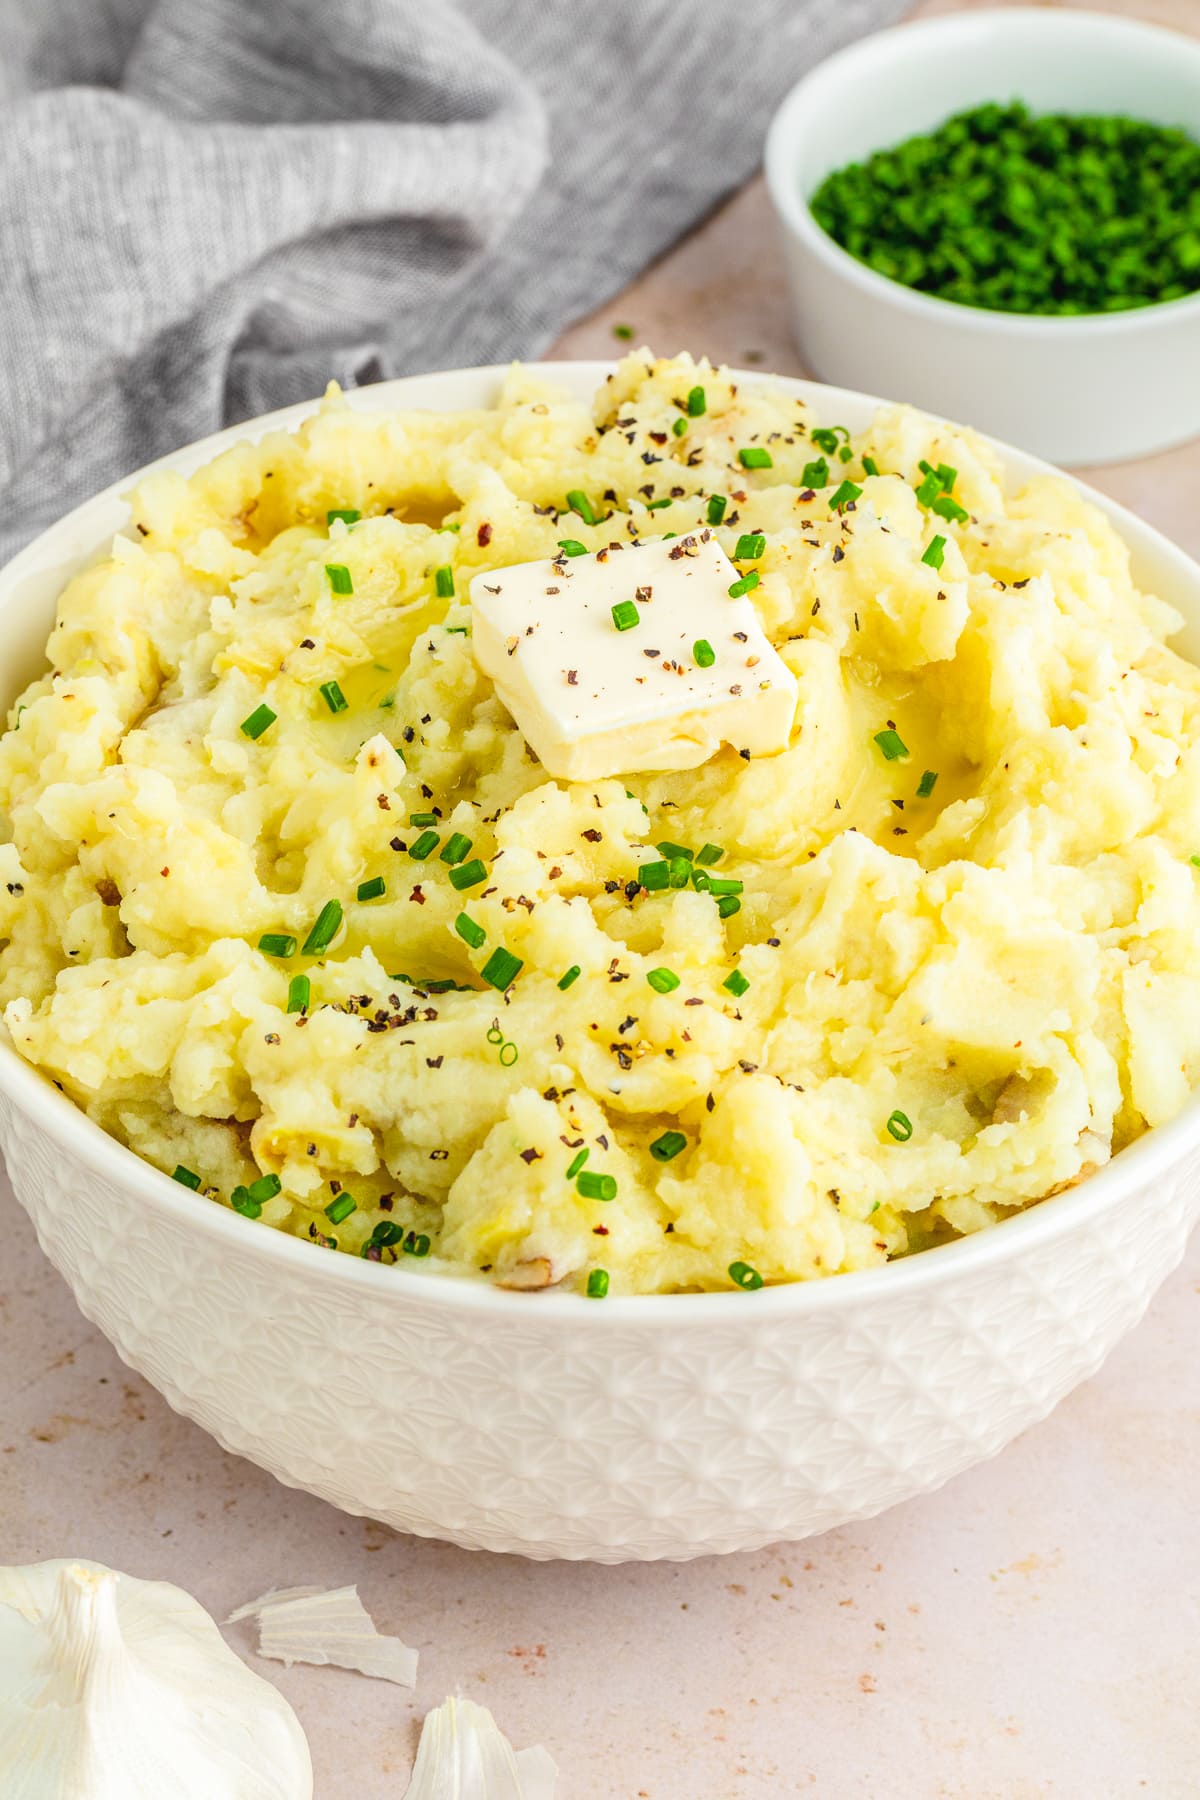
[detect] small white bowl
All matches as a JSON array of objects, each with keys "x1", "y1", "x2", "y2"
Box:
[
  {"x1": 765, "y1": 7, "x2": 1200, "y2": 466},
  {"x1": 4, "y1": 363, "x2": 1200, "y2": 1560}
]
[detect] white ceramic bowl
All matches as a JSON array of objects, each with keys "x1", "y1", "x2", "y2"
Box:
[
  {"x1": 765, "y1": 8, "x2": 1200, "y2": 466},
  {"x1": 3, "y1": 363, "x2": 1200, "y2": 1563}
]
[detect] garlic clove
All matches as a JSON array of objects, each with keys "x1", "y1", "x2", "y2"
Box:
[
  {"x1": 0, "y1": 1559, "x2": 312, "y2": 1800},
  {"x1": 226, "y1": 1583, "x2": 418, "y2": 1686},
  {"x1": 403, "y1": 1695, "x2": 557, "y2": 1799}
]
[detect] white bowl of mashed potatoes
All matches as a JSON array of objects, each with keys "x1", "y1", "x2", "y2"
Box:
[{"x1": 1, "y1": 357, "x2": 1198, "y2": 1560}]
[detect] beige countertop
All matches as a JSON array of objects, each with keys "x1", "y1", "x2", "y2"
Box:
[{"x1": 4, "y1": 2, "x2": 1199, "y2": 1793}]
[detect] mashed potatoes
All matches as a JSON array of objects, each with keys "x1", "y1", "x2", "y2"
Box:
[{"x1": 2, "y1": 352, "x2": 1198, "y2": 1295}]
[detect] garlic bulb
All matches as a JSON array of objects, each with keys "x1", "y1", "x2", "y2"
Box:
[
  {"x1": 403, "y1": 1695, "x2": 557, "y2": 1799},
  {"x1": 0, "y1": 1560, "x2": 312, "y2": 1800},
  {"x1": 227, "y1": 1584, "x2": 417, "y2": 1686}
]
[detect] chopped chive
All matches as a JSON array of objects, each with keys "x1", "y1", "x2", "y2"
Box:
[
  {"x1": 231, "y1": 1187, "x2": 261, "y2": 1219},
  {"x1": 696, "y1": 842, "x2": 725, "y2": 866},
  {"x1": 690, "y1": 867, "x2": 710, "y2": 892},
  {"x1": 811, "y1": 426, "x2": 848, "y2": 454},
  {"x1": 650, "y1": 1131, "x2": 687, "y2": 1161},
  {"x1": 327, "y1": 508, "x2": 361, "y2": 526},
  {"x1": 646, "y1": 497, "x2": 673, "y2": 511},
  {"x1": 722, "y1": 969, "x2": 750, "y2": 997},
  {"x1": 325, "y1": 1193, "x2": 357, "y2": 1225},
  {"x1": 801, "y1": 457, "x2": 829, "y2": 488},
  {"x1": 370, "y1": 1220, "x2": 403, "y2": 1247},
  {"x1": 705, "y1": 876, "x2": 742, "y2": 896},
  {"x1": 728, "y1": 571, "x2": 759, "y2": 598},
  {"x1": 874, "y1": 728, "x2": 909, "y2": 761},
  {"x1": 717, "y1": 894, "x2": 741, "y2": 918},
  {"x1": 729, "y1": 1260, "x2": 763, "y2": 1290},
  {"x1": 656, "y1": 841, "x2": 692, "y2": 861},
  {"x1": 258, "y1": 932, "x2": 297, "y2": 958},
  {"x1": 693, "y1": 638, "x2": 716, "y2": 668},
  {"x1": 612, "y1": 323, "x2": 634, "y2": 340},
  {"x1": 931, "y1": 494, "x2": 969, "y2": 524},
  {"x1": 1191, "y1": 855, "x2": 1200, "y2": 870},
  {"x1": 917, "y1": 769, "x2": 939, "y2": 798},
  {"x1": 647, "y1": 967, "x2": 680, "y2": 994},
  {"x1": 862, "y1": 455, "x2": 880, "y2": 476},
  {"x1": 915, "y1": 471, "x2": 942, "y2": 507},
  {"x1": 921, "y1": 535, "x2": 947, "y2": 571},
  {"x1": 611, "y1": 599, "x2": 640, "y2": 632},
  {"x1": 838, "y1": 445, "x2": 854, "y2": 463},
  {"x1": 706, "y1": 494, "x2": 727, "y2": 525},
  {"x1": 171, "y1": 1165, "x2": 201, "y2": 1190},
  {"x1": 455, "y1": 912, "x2": 486, "y2": 949},
  {"x1": 286, "y1": 973, "x2": 310, "y2": 1014},
  {"x1": 408, "y1": 830, "x2": 440, "y2": 859},
  {"x1": 440, "y1": 832, "x2": 473, "y2": 865},
  {"x1": 357, "y1": 876, "x2": 386, "y2": 902},
  {"x1": 586, "y1": 1268, "x2": 610, "y2": 1298},
  {"x1": 449, "y1": 858, "x2": 487, "y2": 890},
  {"x1": 577, "y1": 1170, "x2": 617, "y2": 1202},
  {"x1": 247, "y1": 1173, "x2": 282, "y2": 1204},
  {"x1": 301, "y1": 899, "x2": 343, "y2": 955},
  {"x1": 566, "y1": 489, "x2": 598, "y2": 526},
  {"x1": 444, "y1": 627, "x2": 469, "y2": 636},
  {"x1": 240, "y1": 704, "x2": 276, "y2": 741},
  {"x1": 404, "y1": 1232, "x2": 432, "y2": 1257},
  {"x1": 499, "y1": 1040, "x2": 518, "y2": 1067},
  {"x1": 434, "y1": 565, "x2": 455, "y2": 598},
  {"x1": 325, "y1": 564, "x2": 353, "y2": 595},
  {"x1": 936, "y1": 463, "x2": 957, "y2": 491},
  {"x1": 738, "y1": 447, "x2": 773, "y2": 469},
  {"x1": 557, "y1": 538, "x2": 587, "y2": 557},
  {"x1": 828, "y1": 479, "x2": 862, "y2": 512},
  {"x1": 319, "y1": 679, "x2": 348, "y2": 714},
  {"x1": 638, "y1": 859, "x2": 670, "y2": 892},
  {"x1": 672, "y1": 417, "x2": 688, "y2": 438},
  {"x1": 566, "y1": 1147, "x2": 589, "y2": 1179},
  {"x1": 558, "y1": 965, "x2": 581, "y2": 991},
  {"x1": 734, "y1": 532, "x2": 766, "y2": 561},
  {"x1": 482, "y1": 946, "x2": 523, "y2": 990},
  {"x1": 668, "y1": 856, "x2": 691, "y2": 888},
  {"x1": 886, "y1": 1109, "x2": 913, "y2": 1142},
  {"x1": 687, "y1": 385, "x2": 707, "y2": 417},
  {"x1": 409, "y1": 811, "x2": 438, "y2": 827}
]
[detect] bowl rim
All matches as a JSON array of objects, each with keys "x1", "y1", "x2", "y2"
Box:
[
  {"x1": 764, "y1": 5, "x2": 1200, "y2": 338},
  {"x1": 3, "y1": 357, "x2": 1200, "y2": 1324}
]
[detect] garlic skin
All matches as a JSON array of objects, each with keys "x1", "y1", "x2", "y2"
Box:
[
  {"x1": 0, "y1": 1560, "x2": 312, "y2": 1800},
  {"x1": 403, "y1": 1695, "x2": 557, "y2": 1800},
  {"x1": 227, "y1": 1584, "x2": 418, "y2": 1686}
]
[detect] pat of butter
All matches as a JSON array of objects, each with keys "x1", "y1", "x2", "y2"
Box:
[{"x1": 469, "y1": 531, "x2": 798, "y2": 780}]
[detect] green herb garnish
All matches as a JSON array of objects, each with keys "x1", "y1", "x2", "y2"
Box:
[
  {"x1": 734, "y1": 532, "x2": 766, "y2": 561},
  {"x1": 729, "y1": 1260, "x2": 763, "y2": 1290},
  {"x1": 722, "y1": 968, "x2": 750, "y2": 997},
  {"x1": 171, "y1": 1165, "x2": 201, "y2": 1190},
  {"x1": 286, "y1": 974, "x2": 310, "y2": 1013},
  {"x1": 301, "y1": 899, "x2": 343, "y2": 955},
  {"x1": 577, "y1": 1170, "x2": 617, "y2": 1202},
  {"x1": 408, "y1": 830, "x2": 440, "y2": 860},
  {"x1": 434, "y1": 565, "x2": 455, "y2": 598},
  {"x1": 240, "y1": 704, "x2": 276, "y2": 741},
  {"x1": 828, "y1": 479, "x2": 861, "y2": 512},
  {"x1": 566, "y1": 489, "x2": 599, "y2": 526},
  {"x1": 687, "y1": 385, "x2": 707, "y2": 417},
  {"x1": 706, "y1": 494, "x2": 727, "y2": 525},
  {"x1": 325, "y1": 1193, "x2": 356, "y2": 1224},
  {"x1": 611, "y1": 600, "x2": 640, "y2": 632},
  {"x1": 440, "y1": 832, "x2": 473, "y2": 865},
  {"x1": 557, "y1": 539, "x2": 587, "y2": 557},
  {"x1": 738, "y1": 447, "x2": 772, "y2": 470},
  {"x1": 327, "y1": 508, "x2": 361, "y2": 526},
  {"x1": 357, "y1": 877, "x2": 386, "y2": 902},
  {"x1": 325, "y1": 564, "x2": 353, "y2": 595},
  {"x1": 646, "y1": 967, "x2": 680, "y2": 994},
  {"x1": 874, "y1": 728, "x2": 909, "y2": 761},
  {"x1": 481, "y1": 946, "x2": 523, "y2": 991},
  {"x1": 887, "y1": 1109, "x2": 913, "y2": 1142},
  {"x1": 650, "y1": 1131, "x2": 687, "y2": 1162},
  {"x1": 586, "y1": 1268, "x2": 610, "y2": 1298},
  {"x1": 319, "y1": 680, "x2": 348, "y2": 714},
  {"x1": 455, "y1": 912, "x2": 486, "y2": 949},
  {"x1": 258, "y1": 932, "x2": 297, "y2": 958},
  {"x1": 567, "y1": 1148, "x2": 589, "y2": 1180},
  {"x1": 558, "y1": 965, "x2": 581, "y2": 990},
  {"x1": 921, "y1": 535, "x2": 947, "y2": 571},
  {"x1": 448, "y1": 858, "x2": 487, "y2": 890},
  {"x1": 917, "y1": 769, "x2": 939, "y2": 798},
  {"x1": 728, "y1": 571, "x2": 759, "y2": 599},
  {"x1": 693, "y1": 638, "x2": 715, "y2": 668}
]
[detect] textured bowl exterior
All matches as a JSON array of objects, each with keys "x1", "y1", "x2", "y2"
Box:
[
  {"x1": 5, "y1": 1088, "x2": 1199, "y2": 1561},
  {"x1": 3, "y1": 362, "x2": 1200, "y2": 1561}
]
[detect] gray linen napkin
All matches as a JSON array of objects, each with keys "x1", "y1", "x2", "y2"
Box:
[{"x1": 0, "y1": 0, "x2": 906, "y2": 557}]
